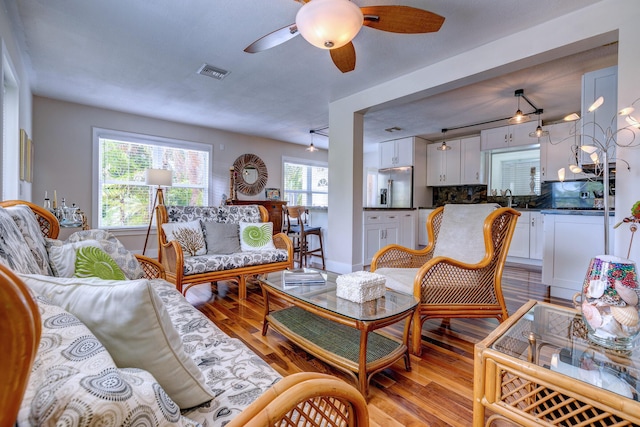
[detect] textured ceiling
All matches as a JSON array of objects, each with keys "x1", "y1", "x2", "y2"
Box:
[{"x1": 4, "y1": 0, "x2": 609, "y2": 150}]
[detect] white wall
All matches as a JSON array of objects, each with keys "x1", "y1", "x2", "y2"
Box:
[
  {"x1": 327, "y1": 0, "x2": 640, "y2": 272},
  {"x1": 0, "y1": 2, "x2": 32, "y2": 201},
  {"x1": 32, "y1": 96, "x2": 327, "y2": 252}
]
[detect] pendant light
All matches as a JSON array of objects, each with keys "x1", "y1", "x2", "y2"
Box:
[
  {"x1": 529, "y1": 109, "x2": 549, "y2": 138},
  {"x1": 508, "y1": 89, "x2": 531, "y2": 125},
  {"x1": 437, "y1": 129, "x2": 452, "y2": 151},
  {"x1": 306, "y1": 130, "x2": 319, "y2": 152}
]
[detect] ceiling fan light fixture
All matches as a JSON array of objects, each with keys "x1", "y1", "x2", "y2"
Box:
[{"x1": 296, "y1": 0, "x2": 364, "y2": 49}]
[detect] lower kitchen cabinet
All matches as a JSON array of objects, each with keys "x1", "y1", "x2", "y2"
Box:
[
  {"x1": 507, "y1": 211, "x2": 543, "y2": 263},
  {"x1": 363, "y1": 210, "x2": 416, "y2": 265},
  {"x1": 542, "y1": 213, "x2": 615, "y2": 300}
]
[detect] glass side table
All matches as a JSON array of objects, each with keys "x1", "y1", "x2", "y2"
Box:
[{"x1": 473, "y1": 300, "x2": 640, "y2": 426}]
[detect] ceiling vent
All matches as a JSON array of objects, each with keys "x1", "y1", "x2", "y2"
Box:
[{"x1": 197, "y1": 64, "x2": 230, "y2": 80}]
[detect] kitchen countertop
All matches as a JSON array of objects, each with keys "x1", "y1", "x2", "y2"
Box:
[{"x1": 540, "y1": 209, "x2": 615, "y2": 216}]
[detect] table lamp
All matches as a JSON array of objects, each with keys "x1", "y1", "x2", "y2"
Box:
[{"x1": 143, "y1": 168, "x2": 173, "y2": 255}]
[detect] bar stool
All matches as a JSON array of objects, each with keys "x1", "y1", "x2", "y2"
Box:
[{"x1": 283, "y1": 205, "x2": 326, "y2": 269}]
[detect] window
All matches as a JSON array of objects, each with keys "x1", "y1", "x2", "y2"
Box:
[
  {"x1": 490, "y1": 148, "x2": 540, "y2": 196},
  {"x1": 283, "y1": 158, "x2": 328, "y2": 207},
  {"x1": 94, "y1": 128, "x2": 211, "y2": 229}
]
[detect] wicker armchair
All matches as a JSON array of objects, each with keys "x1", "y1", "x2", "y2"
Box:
[
  {"x1": 0, "y1": 200, "x2": 165, "y2": 279},
  {"x1": 371, "y1": 205, "x2": 520, "y2": 356}
]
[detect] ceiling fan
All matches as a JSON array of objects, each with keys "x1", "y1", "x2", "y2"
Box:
[{"x1": 244, "y1": 0, "x2": 445, "y2": 73}]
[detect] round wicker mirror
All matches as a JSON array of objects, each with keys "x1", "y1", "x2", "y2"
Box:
[{"x1": 233, "y1": 153, "x2": 268, "y2": 196}]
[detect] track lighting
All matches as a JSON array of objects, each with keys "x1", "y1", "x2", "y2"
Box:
[{"x1": 508, "y1": 89, "x2": 532, "y2": 125}]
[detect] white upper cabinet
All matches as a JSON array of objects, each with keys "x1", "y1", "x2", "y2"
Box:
[
  {"x1": 460, "y1": 135, "x2": 485, "y2": 185},
  {"x1": 379, "y1": 137, "x2": 414, "y2": 168},
  {"x1": 480, "y1": 122, "x2": 537, "y2": 151},
  {"x1": 539, "y1": 121, "x2": 577, "y2": 182},
  {"x1": 580, "y1": 65, "x2": 618, "y2": 165},
  {"x1": 427, "y1": 139, "x2": 461, "y2": 186}
]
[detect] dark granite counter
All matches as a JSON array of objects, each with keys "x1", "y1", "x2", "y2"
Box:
[{"x1": 540, "y1": 209, "x2": 615, "y2": 216}]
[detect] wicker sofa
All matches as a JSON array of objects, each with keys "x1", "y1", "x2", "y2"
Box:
[
  {"x1": 0, "y1": 200, "x2": 369, "y2": 426},
  {"x1": 156, "y1": 204, "x2": 293, "y2": 298}
]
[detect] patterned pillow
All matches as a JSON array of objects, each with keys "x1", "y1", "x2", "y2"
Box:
[
  {"x1": 0, "y1": 207, "x2": 40, "y2": 274},
  {"x1": 46, "y1": 239, "x2": 106, "y2": 277},
  {"x1": 18, "y1": 295, "x2": 196, "y2": 426},
  {"x1": 66, "y1": 229, "x2": 145, "y2": 279},
  {"x1": 3, "y1": 204, "x2": 53, "y2": 275},
  {"x1": 162, "y1": 220, "x2": 207, "y2": 256},
  {"x1": 239, "y1": 222, "x2": 275, "y2": 251},
  {"x1": 75, "y1": 246, "x2": 126, "y2": 280}
]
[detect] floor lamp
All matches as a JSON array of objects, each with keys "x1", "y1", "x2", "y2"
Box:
[{"x1": 143, "y1": 169, "x2": 172, "y2": 255}]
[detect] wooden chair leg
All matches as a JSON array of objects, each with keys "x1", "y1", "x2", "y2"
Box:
[{"x1": 411, "y1": 310, "x2": 423, "y2": 356}]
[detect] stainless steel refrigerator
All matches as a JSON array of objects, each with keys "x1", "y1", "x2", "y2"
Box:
[{"x1": 377, "y1": 166, "x2": 413, "y2": 208}]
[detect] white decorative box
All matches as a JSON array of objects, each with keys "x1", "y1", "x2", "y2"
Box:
[{"x1": 336, "y1": 271, "x2": 386, "y2": 303}]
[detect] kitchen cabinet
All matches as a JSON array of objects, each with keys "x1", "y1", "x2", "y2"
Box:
[
  {"x1": 379, "y1": 137, "x2": 414, "y2": 168},
  {"x1": 363, "y1": 210, "x2": 416, "y2": 265},
  {"x1": 580, "y1": 66, "x2": 617, "y2": 165},
  {"x1": 539, "y1": 121, "x2": 583, "y2": 182},
  {"x1": 460, "y1": 135, "x2": 485, "y2": 184},
  {"x1": 426, "y1": 139, "x2": 461, "y2": 186},
  {"x1": 480, "y1": 122, "x2": 537, "y2": 151},
  {"x1": 542, "y1": 212, "x2": 615, "y2": 300},
  {"x1": 507, "y1": 211, "x2": 543, "y2": 262},
  {"x1": 418, "y1": 208, "x2": 435, "y2": 246}
]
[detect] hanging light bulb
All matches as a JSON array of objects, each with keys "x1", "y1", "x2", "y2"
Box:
[
  {"x1": 529, "y1": 110, "x2": 549, "y2": 138},
  {"x1": 306, "y1": 130, "x2": 319, "y2": 152},
  {"x1": 437, "y1": 141, "x2": 451, "y2": 151},
  {"x1": 508, "y1": 92, "x2": 530, "y2": 124},
  {"x1": 296, "y1": 0, "x2": 363, "y2": 49}
]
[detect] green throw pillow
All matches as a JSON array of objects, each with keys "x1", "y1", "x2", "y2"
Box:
[
  {"x1": 74, "y1": 246, "x2": 126, "y2": 280},
  {"x1": 239, "y1": 221, "x2": 276, "y2": 251}
]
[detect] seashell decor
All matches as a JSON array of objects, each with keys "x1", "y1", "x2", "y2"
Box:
[{"x1": 581, "y1": 255, "x2": 640, "y2": 350}]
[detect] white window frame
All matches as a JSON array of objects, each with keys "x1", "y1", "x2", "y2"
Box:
[
  {"x1": 92, "y1": 127, "x2": 213, "y2": 230},
  {"x1": 282, "y1": 156, "x2": 329, "y2": 208}
]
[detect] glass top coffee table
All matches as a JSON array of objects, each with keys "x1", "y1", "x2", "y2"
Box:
[
  {"x1": 474, "y1": 299, "x2": 640, "y2": 426},
  {"x1": 257, "y1": 269, "x2": 418, "y2": 398}
]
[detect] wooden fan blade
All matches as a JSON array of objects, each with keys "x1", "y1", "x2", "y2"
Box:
[
  {"x1": 361, "y1": 6, "x2": 445, "y2": 33},
  {"x1": 244, "y1": 23, "x2": 299, "y2": 53},
  {"x1": 330, "y1": 42, "x2": 356, "y2": 73}
]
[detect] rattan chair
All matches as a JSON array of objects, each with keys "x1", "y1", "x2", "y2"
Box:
[
  {"x1": 0, "y1": 263, "x2": 41, "y2": 426},
  {"x1": 371, "y1": 205, "x2": 520, "y2": 356},
  {"x1": 283, "y1": 205, "x2": 326, "y2": 269}
]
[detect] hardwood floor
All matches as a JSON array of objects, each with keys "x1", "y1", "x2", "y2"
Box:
[{"x1": 186, "y1": 264, "x2": 573, "y2": 427}]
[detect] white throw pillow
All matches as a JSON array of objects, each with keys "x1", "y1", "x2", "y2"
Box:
[
  {"x1": 46, "y1": 239, "x2": 103, "y2": 277},
  {"x1": 19, "y1": 274, "x2": 215, "y2": 409},
  {"x1": 239, "y1": 221, "x2": 275, "y2": 251},
  {"x1": 432, "y1": 203, "x2": 499, "y2": 264},
  {"x1": 161, "y1": 220, "x2": 207, "y2": 256}
]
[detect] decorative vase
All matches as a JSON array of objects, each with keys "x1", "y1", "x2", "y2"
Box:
[{"x1": 581, "y1": 255, "x2": 640, "y2": 351}]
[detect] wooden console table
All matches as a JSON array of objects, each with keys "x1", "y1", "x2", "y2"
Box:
[{"x1": 227, "y1": 200, "x2": 286, "y2": 235}]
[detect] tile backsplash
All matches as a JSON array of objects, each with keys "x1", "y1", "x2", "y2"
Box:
[{"x1": 430, "y1": 180, "x2": 612, "y2": 209}]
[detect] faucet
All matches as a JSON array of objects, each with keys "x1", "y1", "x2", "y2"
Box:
[{"x1": 504, "y1": 189, "x2": 513, "y2": 208}]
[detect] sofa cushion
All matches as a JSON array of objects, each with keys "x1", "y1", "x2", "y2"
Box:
[
  {"x1": 3, "y1": 204, "x2": 53, "y2": 275},
  {"x1": 182, "y1": 249, "x2": 288, "y2": 276},
  {"x1": 46, "y1": 239, "x2": 111, "y2": 277},
  {"x1": 19, "y1": 274, "x2": 215, "y2": 409},
  {"x1": 164, "y1": 205, "x2": 262, "y2": 224},
  {"x1": 75, "y1": 246, "x2": 127, "y2": 280},
  {"x1": 0, "y1": 207, "x2": 40, "y2": 274},
  {"x1": 203, "y1": 221, "x2": 240, "y2": 254},
  {"x1": 239, "y1": 222, "x2": 275, "y2": 251},
  {"x1": 162, "y1": 219, "x2": 207, "y2": 256},
  {"x1": 65, "y1": 229, "x2": 145, "y2": 279},
  {"x1": 152, "y1": 279, "x2": 282, "y2": 425},
  {"x1": 18, "y1": 295, "x2": 195, "y2": 426}
]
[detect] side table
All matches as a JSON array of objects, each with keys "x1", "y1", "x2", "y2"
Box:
[{"x1": 474, "y1": 300, "x2": 640, "y2": 426}]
